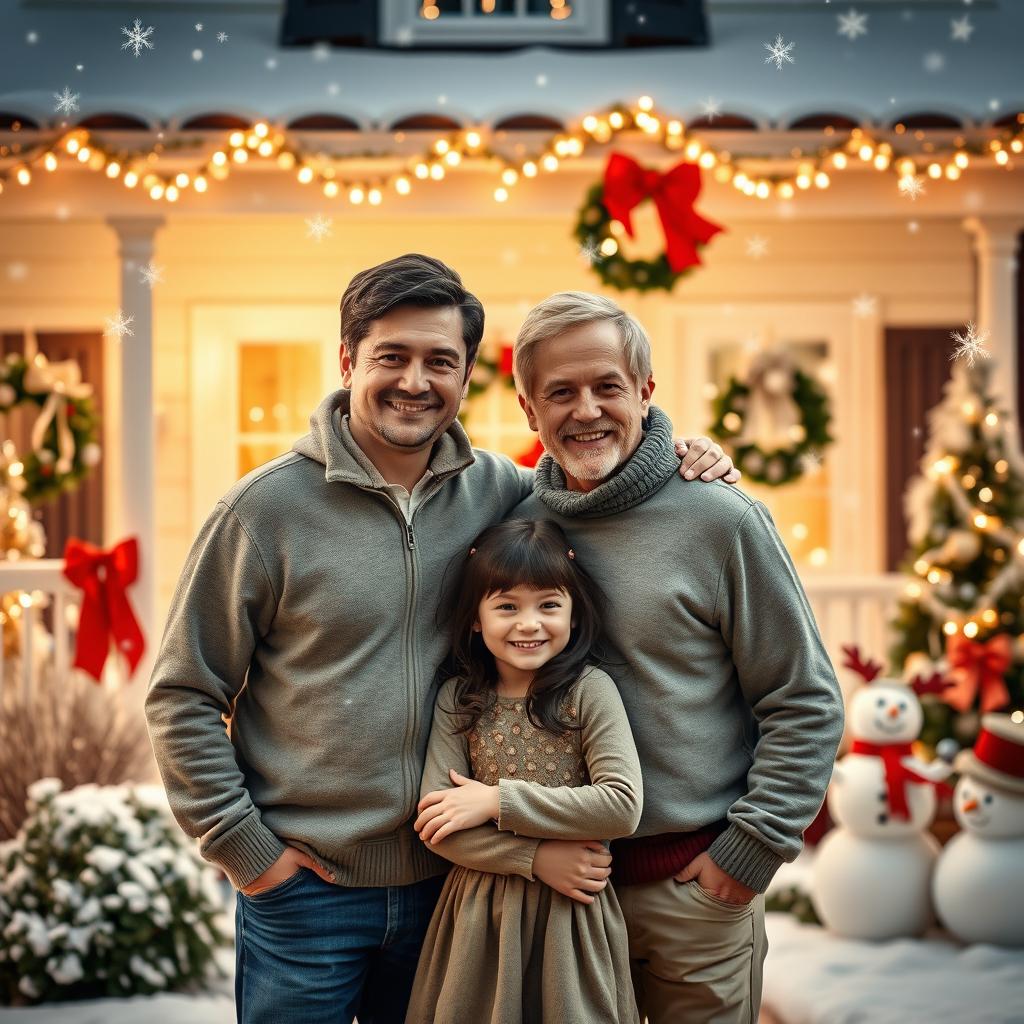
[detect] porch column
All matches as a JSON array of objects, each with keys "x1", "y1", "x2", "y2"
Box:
[
  {"x1": 963, "y1": 216, "x2": 1024, "y2": 427},
  {"x1": 107, "y1": 216, "x2": 163, "y2": 693}
]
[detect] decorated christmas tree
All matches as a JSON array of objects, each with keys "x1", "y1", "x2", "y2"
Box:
[{"x1": 890, "y1": 356, "x2": 1024, "y2": 749}]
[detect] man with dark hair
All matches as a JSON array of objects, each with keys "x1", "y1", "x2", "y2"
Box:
[{"x1": 146, "y1": 254, "x2": 738, "y2": 1024}]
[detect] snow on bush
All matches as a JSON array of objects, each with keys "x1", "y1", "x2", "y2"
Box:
[{"x1": 0, "y1": 778, "x2": 227, "y2": 1005}]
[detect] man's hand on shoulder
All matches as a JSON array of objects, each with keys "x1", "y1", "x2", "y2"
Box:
[
  {"x1": 675, "y1": 437, "x2": 741, "y2": 484},
  {"x1": 674, "y1": 851, "x2": 756, "y2": 905},
  {"x1": 239, "y1": 846, "x2": 334, "y2": 896}
]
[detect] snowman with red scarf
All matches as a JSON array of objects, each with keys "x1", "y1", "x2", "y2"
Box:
[{"x1": 811, "y1": 646, "x2": 953, "y2": 940}]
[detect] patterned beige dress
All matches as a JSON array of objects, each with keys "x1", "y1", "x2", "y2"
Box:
[{"x1": 406, "y1": 668, "x2": 643, "y2": 1024}]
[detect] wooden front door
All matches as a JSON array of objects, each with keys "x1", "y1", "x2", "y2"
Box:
[
  {"x1": 883, "y1": 327, "x2": 959, "y2": 571},
  {"x1": 0, "y1": 332, "x2": 104, "y2": 557}
]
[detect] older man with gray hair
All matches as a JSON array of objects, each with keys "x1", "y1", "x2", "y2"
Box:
[{"x1": 504, "y1": 291, "x2": 844, "y2": 1024}]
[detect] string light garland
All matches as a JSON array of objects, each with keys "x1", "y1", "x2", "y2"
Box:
[{"x1": 1, "y1": 98, "x2": 1021, "y2": 206}]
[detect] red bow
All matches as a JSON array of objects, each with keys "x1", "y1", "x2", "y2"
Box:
[
  {"x1": 63, "y1": 537, "x2": 146, "y2": 682},
  {"x1": 516, "y1": 439, "x2": 546, "y2": 468},
  {"x1": 944, "y1": 633, "x2": 1012, "y2": 713},
  {"x1": 850, "y1": 741, "x2": 952, "y2": 819},
  {"x1": 602, "y1": 153, "x2": 724, "y2": 272}
]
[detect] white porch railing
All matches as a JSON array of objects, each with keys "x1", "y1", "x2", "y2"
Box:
[
  {"x1": 0, "y1": 559, "x2": 82, "y2": 701},
  {"x1": 803, "y1": 573, "x2": 907, "y2": 686},
  {"x1": 0, "y1": 564, "x2": 909, "y2": 701}
]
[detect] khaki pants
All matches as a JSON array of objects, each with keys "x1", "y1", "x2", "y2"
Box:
[{"x1": 616, "y1": 877, "x2": 768, "y2": 1024}]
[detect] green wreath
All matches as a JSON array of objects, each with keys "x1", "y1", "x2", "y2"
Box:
[
  {"x1": 709, "y1": 369, "x2": 833, "y2": 486},
  {"x1": 573, "y1": 183, "x2": 698, "y2": 294},
  {"x1": 0, "y1": 354, "x2": 102, "y2": 505},
  {"x1": 466, "y1": 348, "x2": 517, "y2": 402}
]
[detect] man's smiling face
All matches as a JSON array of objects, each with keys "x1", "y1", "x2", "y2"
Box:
[
  {"x1": 342, "y1": 304, "x2": 471, "y2": 453},
  {"x1": 518, "y1": 320, "x2": 654, "y2": 492}
]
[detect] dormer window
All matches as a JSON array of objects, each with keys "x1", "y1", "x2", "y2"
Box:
[{"x1": 380, "y1": 0, "x2": 611, "y2": 46}]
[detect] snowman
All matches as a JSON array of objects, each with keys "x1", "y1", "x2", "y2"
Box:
[
  {"x1": 812, "y1": 646, "x2": 952, "y2": 940},
  {"x1": 933, "y1": 714, "x2": 1024, "y2": 946}
]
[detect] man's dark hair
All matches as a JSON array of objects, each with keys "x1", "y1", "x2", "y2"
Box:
[{"x1": 340, "y1": 253, "x2": 485, "y2": 373}]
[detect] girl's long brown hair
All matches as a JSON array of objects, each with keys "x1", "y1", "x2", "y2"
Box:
[{"x1": 443, "y1": 518, "x2": 609, "y2": 735}]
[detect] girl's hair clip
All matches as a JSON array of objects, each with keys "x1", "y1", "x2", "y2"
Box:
[
  {"x1": 468, "y1": 547, "x2": 477, "y2": 557},
  {"x1": 567, "y1": 548, "x2": 575, "y2": 560}
]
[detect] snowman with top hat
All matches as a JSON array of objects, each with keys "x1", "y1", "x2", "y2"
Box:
[
  {"x1": 811, "y1": 646, "x2": 953, "y2": 940},
  {"x1": 932, "y1": 713, "x2": 1024, "y2": 946}
]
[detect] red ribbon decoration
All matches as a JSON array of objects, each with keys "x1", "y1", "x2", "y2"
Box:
[
  {"x1": 944, "y1": 632, "x2": 1012, "y2": 713},
  {"x1": 850, "y1": 740, "x2": 953, "y2": 820},
  {"x1": 516, "y1": 439, "x2": 546, "y2": 468},
  {"x1": 63, "y1": 537, "x2": 146, "y2": 682},
  {"x1": 602, "y1": 152, "x2": 724, "y2": 273}
]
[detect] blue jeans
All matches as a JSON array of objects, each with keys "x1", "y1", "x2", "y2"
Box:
[{"x1": 235, "y1": 868, "x2": 446, "y2": 1024}]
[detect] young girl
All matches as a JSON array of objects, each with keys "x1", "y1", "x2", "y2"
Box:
[{"x1": 405, "y1": 519, "x2": 643, "y2": 1024}]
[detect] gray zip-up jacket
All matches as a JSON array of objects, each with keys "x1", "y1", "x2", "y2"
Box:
[{"x1": 145, "y1": 390, "x2": 531, "y2": 889}]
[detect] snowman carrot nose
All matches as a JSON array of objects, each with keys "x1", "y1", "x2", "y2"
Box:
[
  {"x1": 962, "y1": 799, "x2": 979, "y2": 812},
  {"x1": 888, "y1": 706, "x2": 900, "y2": 718}
]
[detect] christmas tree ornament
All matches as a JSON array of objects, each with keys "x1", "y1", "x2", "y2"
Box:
[
  {"x1": 933, "y1": 714, "x2": 1024, "y2": 946},
  {"x1": 811, "y1": 646, "x2": 953, "y2": 940}
]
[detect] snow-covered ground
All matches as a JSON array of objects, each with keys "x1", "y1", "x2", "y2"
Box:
[
  {"x1": 762, "y1": 851, "x2": 1024, "y2": 1024},
  {"x1": 4, "y1": 858, "x2": 1023, "y2": 1023}
]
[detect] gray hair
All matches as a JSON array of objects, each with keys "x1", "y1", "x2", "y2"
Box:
[{"x1": 513, "y1": 291, "x2": 653, "y2": 397}]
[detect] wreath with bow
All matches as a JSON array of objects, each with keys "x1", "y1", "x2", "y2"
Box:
[
  {"x1": 574, "y1": 153, "x2": 724, "y2": 293},
  {"x1": 709, "y1": 349, "x2": 832, "y2": 486},
  {"x1": 0, "y1": 333, "x2": 102, "y2": 505}
]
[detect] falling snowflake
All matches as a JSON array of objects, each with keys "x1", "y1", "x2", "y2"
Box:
[
  {"x1": 923, "y1": 51, "x2": 945, "y2": 73},
  {"x1": 536, "y1": 73, "x2": 548, "y2": 87},
  {"x1": 266, "y1": 58, "x2": 278, "y2": 70},
  {"x1": 7, "y1": 262, "x2": 29, "y2": 282},
  {"x1": 852, "y1": 293, "x2": 877, "y2": 318},
  {"x1": 194, "y1": 22, "x2": 203, "y2": 32},
  {"x1": 395, "y1": 25, "x2": 414, "y2": 47},
  {"x1": 26, "y1": 31, "x2": 39, "y2": 44},
  {"x1": 121, "y1": 19, "x2": 155, "y2": 57},
  {"x1": 192, "y1": 49, "x2": 203, "y2": 61},
  {"x1": 949, "y1": 322, "x2": 990, "y2": 366},
  {"x1": 305, "y1": 214, "x2": 333, "y2": 242},
  {"x1": 104, "y1": 310, "x2": 134, "y2": 340},
  {"x1": 837, "y1": 9, "x2": 868, "y2": 41},
  {"x1": 898, "y1": 174, "x2": 926, "y2": 200},
  {"x1": 312, "y1": 41, "x2": 331, "y2": 60},
  {"x1": 139, "y1": 262, "x2": 164, "y2": 287},
  {"x1": 907, "y1": 220, "x2": 920, "y2": 234},
  {"x1": 800, "y1": 450, "x2": 824, "y2": 475},
  {"x1": 745, "y1": 235, "x2": 769, "y2": 259},
  {"x1": 217, "y1": 32, "x2": 228, "y2": 44},
  {"x1": 763, "y1": 34, "x2": 795, "y2": 70},
  {"x1": 578, "y1": 239, "x2": 603, "y2": 265},
  {"x1": 53, "y1": 86, "x2": 80, "y2": 115},
  {"x1": 950, "y1": 15, "x2": 974, "y2": 42},
  {"x1": 327, "y1": 82, "x2": 340, "y2": 96},
  {"x1": 701, "y1": 96, "x2": 722, "y2": 121}
]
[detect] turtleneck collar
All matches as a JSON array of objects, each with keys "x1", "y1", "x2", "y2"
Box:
[{"x1": 532, "y1": 405, "x2": 681, "y2": 518}]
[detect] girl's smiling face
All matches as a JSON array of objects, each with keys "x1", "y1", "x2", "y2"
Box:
[{"x1": 475, "y1": 585, "x2": 573, "y2": 682}]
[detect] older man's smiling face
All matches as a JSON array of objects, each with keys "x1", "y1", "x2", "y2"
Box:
[{"x1": 518, "y1": 320, "x2": 654, "y2": 492}]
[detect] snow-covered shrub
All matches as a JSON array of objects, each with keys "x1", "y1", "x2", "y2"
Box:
[{"x1": 0, "y1": 778, "x2": 227, "y2": 1005}]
